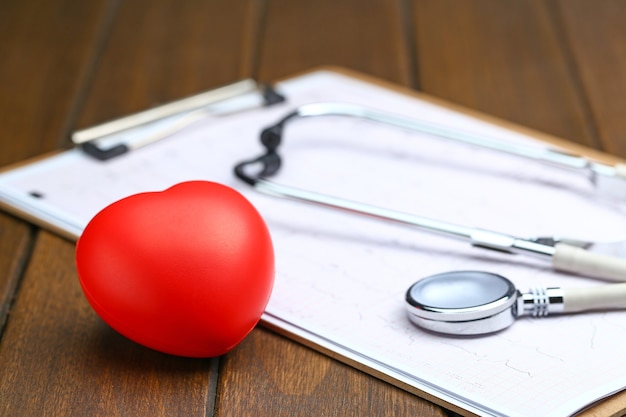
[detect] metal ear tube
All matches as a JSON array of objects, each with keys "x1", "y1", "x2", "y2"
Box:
[
  {"x1": 250, "y1": 102, "x2": 626, "y2": 200},
  {"x1": 234, "y1": 103, "x2": 626, "y2": 282}
]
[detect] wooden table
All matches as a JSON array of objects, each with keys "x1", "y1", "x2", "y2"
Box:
[{"x1": 2, "y1": 1, "x2": 626, "y2": 416}]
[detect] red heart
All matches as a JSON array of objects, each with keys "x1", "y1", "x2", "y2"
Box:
[{"x1": 75, "y1": 181, "x2": 274, "y2": 357}]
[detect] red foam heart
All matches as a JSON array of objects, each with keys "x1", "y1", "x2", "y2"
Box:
[{"x1": 75, "y1": 181, "x2": 274, "y2": 357}]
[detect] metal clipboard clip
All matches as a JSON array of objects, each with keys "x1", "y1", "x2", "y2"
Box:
[
  {"x1": 73, "y1": 79, "x2": 285, "y2": 160},
  {"x1": 234, "y1": 102, "x2": 626, "y2": 282}
]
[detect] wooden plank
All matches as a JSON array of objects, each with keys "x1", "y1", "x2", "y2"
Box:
[
  {"x1": 410, "y1": 2, "x2": 626, "y2": 415},
  {"x1": 0, "y1": 0, "x2": 111, "y2": 369},
  {"x1": 411, "y1": 0, "x2": 599, "y2": 149},
  {"x1": 549, "y1": 3, "x2": 626, "y2": 414},
  {"x1": 0, "y1": 1, "x2": 259, "y2": 416},
  {"x1": 219, "y1": 2, "x2": 446, "y2": 416},
  {"x1": 75, "y1": 0, "x2": 260, "y2": 131},
  {"x1": 0, "y1": 232, "x2": 215, "y2": 416},
  {"x1": 65, "y1": 0, "x2": 261, "y2": 415},
  {"x1": 0, "y1": 213, "x2": 32, "y2": 334},
  {"x1": 555, "y1": 0, "x2": 626, "y2": 158},
  {"x1": 0, "y1": 0, "x2": 112, "y2": 166},
  {"x1": 256, "y1": 0, "x2": 412, "y2": 86},
  {"x1": 217, "y1": 328, "x2": 447, "y2": 417}
]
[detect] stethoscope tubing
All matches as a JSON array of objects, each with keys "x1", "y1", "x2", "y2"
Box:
[
  {"x1": 234, "y1": 103, "x2": 626, "y2": 282},
  {"x1": 285, "y1": 102, "x2": 626, "y2": 196}
]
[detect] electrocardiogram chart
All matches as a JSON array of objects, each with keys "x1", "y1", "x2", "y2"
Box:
[{"x1": 3, "y1": 70, "x2": 626, "y2": 416}]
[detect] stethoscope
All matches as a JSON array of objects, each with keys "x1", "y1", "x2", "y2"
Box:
[
  {"x1": 405, "y1": 270, "x2": 626, "y2": 336},
  {"x1": 234, "y1": 102, "x2": 626, "y2": 335}
]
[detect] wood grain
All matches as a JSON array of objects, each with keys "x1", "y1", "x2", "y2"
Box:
[
  {"x1": 0, "y1": 1, "x2": 259, "y2": 416},
  {"x1": 217, "y1": 2, "x2": 446, "y2": 416},
  {"x1": 0, "y1": 232, "x2": 215, "y2": 416},
  {"x1": 0, "y1": 0, "x2": 111, "y2": 166},
  {"x1": 216, "y1": 327, "x2": 447, "y2": 417},
  {"x1": 256, "y1": 0, "x2": 412, "y2": 86},
  {"x1": 556, "y1": 0, "x2": 626, "y2": 157},
  {"x1": 75, "y1": 0, "x2": 260, "y2": 132},
  {"x1": 411, "y1": 0, "x2": 599, "y2": 149},
  {"x1": 0, "y1": 213, "x2": 32, "y2": 335},
  {"x1": 0, "y1": 0, "x2": 111, "y2": 384}
]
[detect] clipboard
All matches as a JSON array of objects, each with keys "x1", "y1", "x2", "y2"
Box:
[{"x1": 2, "y1": 67, "x2": 626, "y2": 417}]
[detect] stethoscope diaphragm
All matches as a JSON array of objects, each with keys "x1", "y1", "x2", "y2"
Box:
[
  {"x1": 405, "y1": 270, "x2": 626, "y2": 336},
  {"x1": 405, "y1": 271, "x2": 519, "y2": 336}
]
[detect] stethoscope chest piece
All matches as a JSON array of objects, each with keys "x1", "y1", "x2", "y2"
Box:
[{"x1": 406, "y1": 271, "x2": 519, "y2": 336}]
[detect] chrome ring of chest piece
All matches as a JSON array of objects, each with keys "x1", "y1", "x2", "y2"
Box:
[{"x1": 405, "y1": 271, "x2": 520, "y2": 336}]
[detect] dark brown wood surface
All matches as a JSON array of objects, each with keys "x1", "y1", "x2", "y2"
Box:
[{"x1": 1, "y1": 1, "x2": 626, "y2": 416}]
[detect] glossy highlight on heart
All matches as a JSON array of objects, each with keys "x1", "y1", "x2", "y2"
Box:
[{"x1": 75, "y1": 181, "x2": 274, "y2": 357}]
